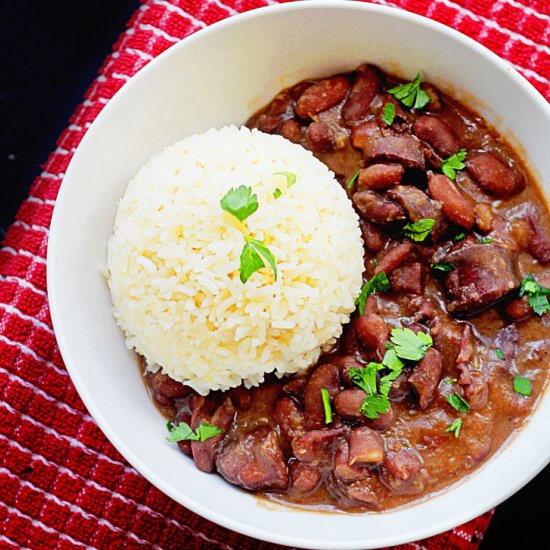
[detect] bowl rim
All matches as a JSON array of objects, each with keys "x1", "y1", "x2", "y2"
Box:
[{"x1": 47, "y1": 1, "x2": 550, "y2": 548}]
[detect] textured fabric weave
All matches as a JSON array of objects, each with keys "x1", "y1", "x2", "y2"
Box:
[{"x1": 1, "y1": 0, "x2": 548, "y2": 548}]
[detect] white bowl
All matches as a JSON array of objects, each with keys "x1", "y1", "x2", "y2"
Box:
[{"x1": 47, "y1": 1, "x2": 550, "y2": 548}]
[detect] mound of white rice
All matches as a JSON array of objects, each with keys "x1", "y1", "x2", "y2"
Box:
[{"x1": 107, "y1": 125, "x2": 364, "y2": 395}]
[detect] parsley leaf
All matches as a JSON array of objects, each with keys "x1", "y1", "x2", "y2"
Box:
[
  {"x1": 440, "y1": 149, "x2": 467, "y2": 180},
  {"x1": 514, "y1": 376, "x2": 532, "y2": 396},
  {"x1": 479, "y1": 236, "x2": 493, "y2": 244},
  {"x1": 382, "y1": 103, "x2": 396, "y2": 125},
  {"x1": 167, "y1": 421, "x2": 223, "y2": 442},
  {"x1": 431, "y1": 262, "x2": 455, "y2": 272},
  {"x1": 446, "y1": 392, "x2": 470, "y2": 413},
  {"x1": 495, "y1": 347, "x2": 505, "y2": 360},
  {"x1": 350, "y1": 350, "x2": 404, "y2": 419},
  {"x1": 519, "y1": 273, "x2": 550, "y2": 315},
  {"x1": 273, "y1": 171, "x2": 297, "y2": 188},
  {"x1": 360, "y1": 394, "x2": 391, "y2": 419},
  {"x1": 240, "y1": 236, "x2": 277, "y2": 283},
  {"x1": 347, "y1": 169, "x2": 360, "y2": 190},
  {"x1": 402, "y1": 218, "x2": 436, "y2": 242},
  {"x1": 273, "y1": 188, "x2": 282, "y2": 199},
  {"x1": 390, "y1": 327, "x2": 433, "y2": 361},
  {"x1": 349, "y1": 362, "x2": 383, "y2": 395},
  {"x1": 387, "y1": 72, "x2": 430, "y2": 110},
  {"x1": 355, "y1": 272, "x2": 391, "y2": 315},
  {"x1": 382, "y1": 348, "x2": 405, "y2": 372},
  {"x1": 220, "y1": 185, "x2": 259, "y2": 222},
  {"x1": 454, "y1": 232, "x2": 466, "y2": 241},
  {"x1": 445, "y1": 418, "x2": 463, "y2": 438},
  {"x1": 321, "y1": 388, "x2": 333, "y2": 424}
]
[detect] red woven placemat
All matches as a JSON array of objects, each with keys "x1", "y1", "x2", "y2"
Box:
[{"x1": 1, "y1": 1, "x2": 548, "y2": 549}]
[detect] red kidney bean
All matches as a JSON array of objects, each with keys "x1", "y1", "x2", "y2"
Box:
[
  {"x1": 283, "y1": 376, "x2": 308, "y2": 397},
  {"x1": 228, "y1": 385, "x2": 253, "y2": 410},
  {"x1": 151, "y1": 371, "x2": 191, "y2": 398},
  {"x1": 528, "y1": 217, "x2": 550, "y2": 263},
  {"x1": 412, "y1": 116, "x2": 461, "y2": 157},
  {"x1": 466, "y1": 152, "x2": 525, "y2": 197},
  {"x1": 278, "y1": 118, "x2": 303, "y2": 143},
  {"x1": 331, "y1": 355, "x2": 365, "y2": 386},
  {"x1": 366, "y1": 406, "x2": 395, "y2": 432},
  {"x1": 504, "y1": 297, "x2": 532, "y2": 321},
  {"x1": 295, "y1": 76, "x2": 350, "y2": 119},
  {"x1": 428, "y1": 173, "x2": 475, "y2": 228},
  {"x1": 356, "y1": 313, "x2": 389, "y2": 351},
  {"x1": 152, "y1": 390, "x2": 173, "y2": 408},
  {"x1": 357, "y1": 163, "x2": 404, "y2": 191},
  {"x1": 359, "y1": 219, "x2": 388, "y2": 253},
  {"x1": 342, "y1": 64, "x2": 381, "y2": 124},
  {"x1": 375, "y1": 241, "x2": 414, "y2": 275},
  {"x1": 306, "y1": 121, "x2": 337, "y2": 152},
  {"x1": 334, "y1": 388, "x2": 368, "y2": 421},
  {"x1": 303, "y1": 363, "x2": 341, "y2": 429}
]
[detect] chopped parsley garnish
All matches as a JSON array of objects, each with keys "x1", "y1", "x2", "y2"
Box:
[
  {"x1": 167, "y1": 421, "x2": 223, "y2": 442},
  {"x1": 355, "y1": 272, "x2": 391, "y2": 315},
  {"x1": 445, "y1": 418, "x2": 463, "y2": 438},
  {"x1": 360, "y1": 394, "x2": 391, "y2": 419},
  {"x1": 349, "y1": 349, "x2": 405, "y2": 419},
  {"x1": 519, "y1": 273, "x2": 550, "y2": 315},
  {"x1": 514, "y1": 376, "x2": 532, "y2": 396},
  {"x1": 495, "y1": 347, "x2": 505, "y2": 360},
  {"x1": 454, "y1": 232, "x2": 466, "y2": 241},
  {"x1": 390, "y1": 327, "x2": 433, "y2": 361},
  {"x1": 273, "y1": 188, "x2": 282, "y2": 199},
  {"x1": 431, "y1": 262, "x2": 455, "y2": 272},
  {"x1": 382, "y1": 103, "x2": 396, "y2": 125},
  {"x1": 402, "y1": 218, "x2": 436, "y2": 242},
  {"x1": 273, "y1": 171, "x2": 296, "y2": 188},
  {"x1": 321, "y1": 388, "x2": 333, "y2": 424},
  {"x1": 387, "y1": 72, "x2": 430, "y2": 110},
  {"x1": 349, "y1": 362, "x2": 383, "y2": 395},
  {"x1": 441, "y1": 149, "x2": 467, "y2": 180},
  {"x1": 446, "y1": 392, "x2": 470, "y2": 413},
  {"x1": 347, "y1": 169, "x2": 360, "y2": 190},
  {"x1": 220, "y1": 185, "x2": 259, "y2": 222},
  {"x1": 479, "y1": 236, "x2": 493, "y2": 244},
  {"x1": 240, "y1": 236, "x2": 277, "y2": 283}
]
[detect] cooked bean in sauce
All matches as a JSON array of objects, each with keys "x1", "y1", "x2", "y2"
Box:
[{"x1": 144, "y1": 64, "x2": 550, "y2": 511}]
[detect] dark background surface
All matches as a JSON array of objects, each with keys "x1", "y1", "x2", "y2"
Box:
[{"x1": 0, "y1": 1, "x2": 547, "y2": 548}]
